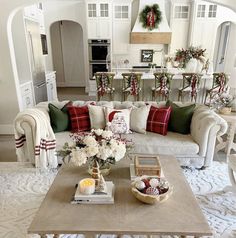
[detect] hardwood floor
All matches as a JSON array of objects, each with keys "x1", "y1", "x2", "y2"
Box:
[
  {"x1": 57, "y1": 87, "x2": 96, "y2": 101},
  {"x1": 0, "y1": 135, "x2": 17, "y2": 162}
]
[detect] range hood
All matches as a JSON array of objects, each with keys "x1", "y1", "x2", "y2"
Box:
[{"x1": 130, "y1": 0, "x2": 172, "y2": 44}]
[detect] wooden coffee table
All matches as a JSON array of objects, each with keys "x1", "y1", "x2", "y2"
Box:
[{"x1": 28, "y1": 155, "x2": 212, "y2": 238}]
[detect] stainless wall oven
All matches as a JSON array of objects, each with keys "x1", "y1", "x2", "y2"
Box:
[{"x1": 88, "y1": 39, "x2": 111, "y2": 79}]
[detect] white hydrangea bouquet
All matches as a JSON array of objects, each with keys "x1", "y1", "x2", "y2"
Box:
[{"x1": 58, "y1": 129, "x2": 132, "y2": 170}]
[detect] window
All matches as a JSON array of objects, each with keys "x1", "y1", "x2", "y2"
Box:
[
  {"x1": 114, "y1": 5, "x2": 129, "y2": 19},
  {"x1": 100, "y1": 3, "x2": 109, "y2": 17},
  {"x1": 197, "y1": 5, "x2": 206, "y2": 18},
  {"x1": 208, "y1": 5, "x2": 217, "y2": 18},
  {"x1": 88, "y1": 4, "x2": 96, "y2": 17},
  {"x1": 174, "y1": 5, "x2": 189, "y2": 19}
]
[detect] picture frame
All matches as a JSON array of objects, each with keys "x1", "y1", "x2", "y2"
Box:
[{"x1": 141, "y1": 49, "x2": 153, "y2": 63}]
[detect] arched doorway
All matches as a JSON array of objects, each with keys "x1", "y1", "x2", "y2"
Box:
[
  {"x1": 214, "y1": 21, "x2": 231, "y2": 72},
  {"x1": 50, "y1": 20, "x2": 86, "y2": 87}
]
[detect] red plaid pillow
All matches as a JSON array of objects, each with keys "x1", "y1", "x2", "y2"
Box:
[
  {"x1": 67, "y1": 105, "x2": 91, "y2": 132},
  {"x1": 146, "y1": 106, "x2": 171, "y2": 136}
]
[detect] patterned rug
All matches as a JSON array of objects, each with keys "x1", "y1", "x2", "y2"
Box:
[{"x1": 0, "y1": 162, "x2": 236, "y2": 238}]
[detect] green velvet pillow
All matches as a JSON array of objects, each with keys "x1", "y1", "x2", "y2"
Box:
[
  {"x1": 48, "y1": 102, "x2": 71, "y2": 133},
  {"x1": 166, "y1": 100, "x2": 196, "y2": 134}
]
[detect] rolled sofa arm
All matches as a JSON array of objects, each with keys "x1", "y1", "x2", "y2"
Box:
[
  {"x1": 14, "y1": 106, "x2": 54, "y2": 165},
  {"x1": 190, "y1": 105, "x2": 228, "y2": 166}
]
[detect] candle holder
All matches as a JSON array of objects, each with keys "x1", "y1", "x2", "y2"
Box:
[{"x1": 79, "y1": 178, "x2": 95, "y2": 195}]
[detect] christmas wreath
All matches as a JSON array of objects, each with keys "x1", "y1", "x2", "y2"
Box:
[{"x1": 139, "y1": 4, "x2": 162, "y2": 31}]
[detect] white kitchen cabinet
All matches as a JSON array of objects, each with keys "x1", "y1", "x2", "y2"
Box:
[
  {"x1": 24, "y1": 4, "x2": 41, "y2": 22},
  {"x1": 20, "y1": 81, "x2": 35, "y2": 110},
  {"x1": 46, "y1": 72, "x2": 58, "y2": 101},
  {"x1": 87, "y1": 1, "x2": 111, "y2": 39},
  {"x1": 112, "y1": 2, "x2": 131, "y2": 54},
  {"x1": 24, "y1": 4, "x2": 45, "y2": 34}
]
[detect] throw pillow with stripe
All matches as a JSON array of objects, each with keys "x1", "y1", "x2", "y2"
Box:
[
  {"x1": 146, "y1": 106, "x2": 171, "y2": 136},
  {"x1": 67, "y1": 105, "x2": 91, "y2": 132}
]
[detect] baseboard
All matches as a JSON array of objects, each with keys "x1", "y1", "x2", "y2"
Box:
[{"x1": 0, "y1": 124, "x2": 14, "y2": 134}]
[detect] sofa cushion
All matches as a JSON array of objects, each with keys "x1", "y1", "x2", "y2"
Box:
[
  {"x1": 105, "y1": 108, "x2": 131, "y2": 134},
  {"x1": 67, "y1": 105, "x2": 90, "y2": 132},
  {"x1": 88, "y1": 105, "x2": 105, "y2": 129},
  {"x1": 123, "y1": 131, "x2": 199, "y2": 155},
  {"x1": 166, "y1": 100, "x2": 196, "y2": 134},
  {"x1": 146, "y1": 106, "x2": 171, "y2": 136},
  {"x1": 130, "y1": 105, "x2": 150, "y2": 134},
  {"x1": 55, "y1": 131, "x2": 199, "y2": 156},
  {"x1": 48, "y1": 102, "x2": 71, "y2": 133}
]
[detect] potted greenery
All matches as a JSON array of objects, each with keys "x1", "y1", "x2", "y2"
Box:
[{"x1": 174, "y1": 46, "x2": 206, "y2": 72}]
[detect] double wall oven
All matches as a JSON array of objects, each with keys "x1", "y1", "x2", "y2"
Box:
[{"x1": 88, "y1": 39, "x2": 111, "y2": 79}]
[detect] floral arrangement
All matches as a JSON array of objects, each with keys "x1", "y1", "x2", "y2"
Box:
[
  {"x1": 174, "y1": 46, "x2": 206, "y2": 68},
  {"x1": 57, "y1": 129, "x2": 132, "y2": 168},
  {"x1": 213, "y1": 93, "x2": 235, "y2": 108}
]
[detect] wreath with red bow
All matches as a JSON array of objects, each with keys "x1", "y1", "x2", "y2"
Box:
[{"x1": 139, "y1": 4, "x2": 162, "y2": 31}]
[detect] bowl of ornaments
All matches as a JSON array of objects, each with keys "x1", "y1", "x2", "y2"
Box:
[{"x1": 131, "y1": 176, "x2": 173, "y2": 204}]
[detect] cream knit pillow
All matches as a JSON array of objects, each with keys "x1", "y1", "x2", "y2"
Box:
[{"x1": 130, "y1": 105, "x2": 150, "y2": 134}]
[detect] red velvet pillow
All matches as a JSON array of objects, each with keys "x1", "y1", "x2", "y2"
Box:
[
  {"x1": 146, "y1": 106, "x2": 171, "y2": 136},
  {"x1": 67, "y1": 105, "x2": 91, "y2": 132}
]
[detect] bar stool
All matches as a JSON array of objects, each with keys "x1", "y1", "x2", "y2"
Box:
[
  {"x1": 204, "y1": 72, "x2": 229, "y2": 106},
  {"x1": 152, "y1": 72, "x2": 173, "y2": 101},
  {"x1": 178, "y1": 73, "x2": 202, "y2": 102},
  {"x1": 94, "y1": 72, "x2": 115, "y2": 101},
  {"x1": 122, "y1": 73, "x2": 142, "y2": 101}
]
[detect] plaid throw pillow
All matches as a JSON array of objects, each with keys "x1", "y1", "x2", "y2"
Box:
[
  {"x1": 146, "y1": 106, "x2": 171, "y2": 136},
  {"x1": 67, "y1": 105, "x2": 91, "y2": 132}
]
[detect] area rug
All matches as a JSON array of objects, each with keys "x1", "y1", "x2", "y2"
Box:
[{"x1": 0, "y1": 162, "x2": 236, "y2": 238}]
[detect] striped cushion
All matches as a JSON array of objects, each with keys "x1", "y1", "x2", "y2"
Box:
[
  {"x1": 67, "y1": 105, "x2": 91, "y2": 132},
  {"x1": 146, "y1": 106, "x2": 171, "y2": 136}
]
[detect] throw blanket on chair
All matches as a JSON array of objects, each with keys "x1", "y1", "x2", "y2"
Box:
[{"x1": 14, "y1": 108, "x2": 58, "y2": 169}]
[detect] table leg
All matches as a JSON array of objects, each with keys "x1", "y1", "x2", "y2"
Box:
[
  {"x1": 215, "y1": 135, "x2": 227, "y2": 154},
  {"x1": 225, "y1": 123, "x2": 236, "y2": 156}
]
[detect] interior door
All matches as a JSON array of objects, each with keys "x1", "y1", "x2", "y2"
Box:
[{"x1": 215, "y1": 22, "x2": 231, "y2": 72}]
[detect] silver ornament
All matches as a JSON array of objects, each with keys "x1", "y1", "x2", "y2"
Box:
[
  {"x1": 135, "y1": 180, "x2": 146, "y2": 190},
  {"x1": 149, "y1": 178, "x2": 159, "y2": 187}
]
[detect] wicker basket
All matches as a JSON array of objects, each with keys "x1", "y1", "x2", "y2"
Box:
[{"x1": 131, "y1": 178, "x2": 173, "y2": 204}]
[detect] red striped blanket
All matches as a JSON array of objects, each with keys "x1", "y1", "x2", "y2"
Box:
[{"x1": 14, "y1": 108, "x2": 58, "y2": 169}]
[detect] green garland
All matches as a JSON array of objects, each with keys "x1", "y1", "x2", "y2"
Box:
[{"x1": 139, "y1": 4, "x2": 162, "y2": 31}]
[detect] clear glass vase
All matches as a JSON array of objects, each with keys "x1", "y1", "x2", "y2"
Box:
[{"x1": 88, "y1": 161, "x2": 111, "y2": 176}]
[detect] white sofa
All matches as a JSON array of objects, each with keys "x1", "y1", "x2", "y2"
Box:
[{"x1": 14, "y1": 100, "x2": 228, "y2": 168}]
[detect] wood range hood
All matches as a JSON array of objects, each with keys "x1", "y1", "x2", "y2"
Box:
[{"x1": 130, "y1": 0, "x2": 172, "y2": 44}]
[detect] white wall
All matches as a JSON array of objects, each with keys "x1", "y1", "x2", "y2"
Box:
[
  {"x1": 224, "y1": 23, "x2": 236, "y2": 88},
  {"x1": 112, "y1": 44, "x2": 165, "y2": 69},
  {"x1": 50, "y1": 22, "x2": 65, "y2": 86},
  {"x1": 12, "y1": 10, "x2": 32, "y2": 85},
  {"x1": 190, "y1": 1, "x2": 236, "y2": 61},
  {"x1": 50, "y1": 20, "x2": 85, "y2": 87},
  {"x1": 169, "y1": 1, "x2": 191, "y2": 54},
  {"x1": 43, "y1": 1, "x2": 89, "y2": 90}
]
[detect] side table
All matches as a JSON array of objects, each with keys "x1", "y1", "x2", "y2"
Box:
[{"x1": 215, "y1": 112, "x2": 236, "y2": 156}]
